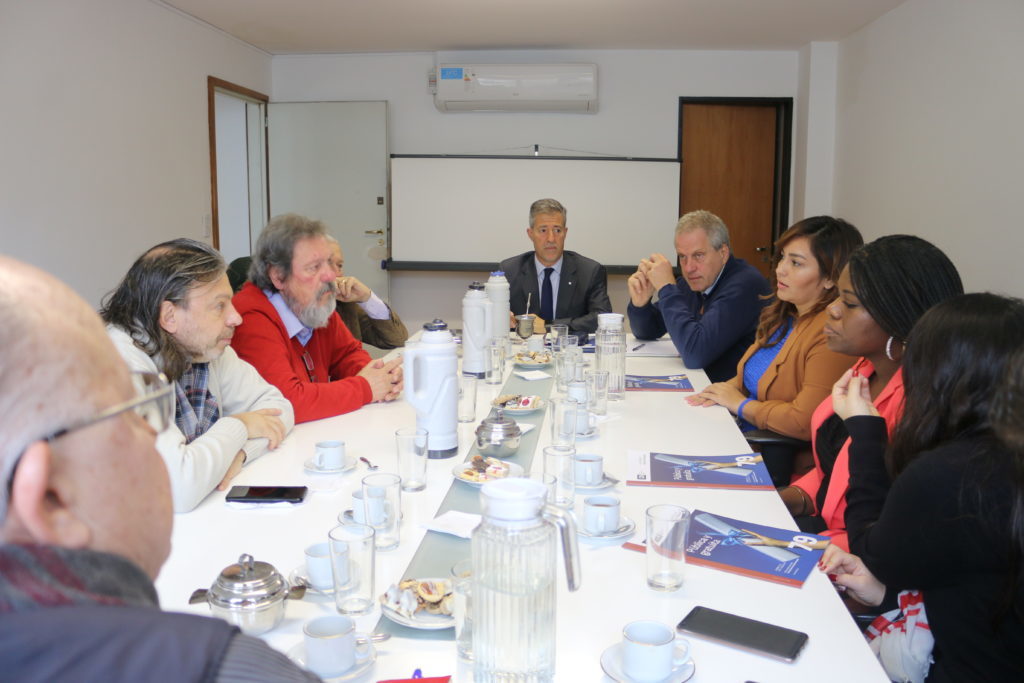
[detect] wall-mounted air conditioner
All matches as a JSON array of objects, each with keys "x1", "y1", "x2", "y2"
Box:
[{"x1": 432, "y1": 64, "x2": 598, "y2": 113}]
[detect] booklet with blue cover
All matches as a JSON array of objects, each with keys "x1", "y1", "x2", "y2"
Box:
[
  {"x1": 624, "y1": 374, "x2": 694, "y2": 391},
  {"x1": 684, "y1": 510, "x2": 830, "y2": 587},
  {"x1": 626, "y1": 451, "x2": 775, "y2": 490}
]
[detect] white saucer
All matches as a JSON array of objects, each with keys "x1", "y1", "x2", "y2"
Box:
[
  {"x1": 600, "y1": 642, "x2": 695, "y2": 683},
  {"x1": 303, "y1": 458, "x2": 355, "y2": 475},
  {"x1": 575, "y1": 426, "x2": 599, "y2": 440},
  {"x1": 575, "y1": 474, "x2": 619, "y2": 491},
  {"x1": 287, "y1": 640, "x2": 375, "y2": 681},
  {"x1": 289, "y1": 566, "x2": 334, "y2": 596},
  {"x1": 452, "y1": 459, "x2": 525, "y2": 486},
  {"x1": 380, "y1": 602, "x2": 456, "y2": 630},
  {"x1": 578, "y1": 516, "x2": 636, "y2": 541}
]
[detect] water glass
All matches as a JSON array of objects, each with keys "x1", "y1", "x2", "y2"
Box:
[
  {"x1": 395, "y1": 427, "x2": 428, "y2": 492},
  {"x1": 527, "y1": 471, "x2": 557, "y2": 503},
  {"x1": 361, "y1": 473, "x2": 401, "y2": 551},
  {"x1": 543, "y1": 445, "x2": 576, "y2": 509},
  {"x1": 549, "y1": 324, "x2": 568, "y2": 346},
  {"x1": 645, "y1": 504, "x2": 690, "y2": 591},
  {"x1": 485, "y1": 339, "x2": 505, "y2": 385},
  {"x1": 585, "y1": 369, "x2": 609, "y2": 416},
  {"x1": 557, "y1": 347, "x2": 583, "y2": 392},
  {"x1": 450, "y1": 558, "x2": 473, "y2": 660},
  {"x1": 458, "y1": 373, "x2": 477, "y2": 423},
  {"x1": 548, "y1": 397, "x2": 578, "y2": 449},
  {"x1": 329, "y1": 523, "x2": 375, "y2": 615}
]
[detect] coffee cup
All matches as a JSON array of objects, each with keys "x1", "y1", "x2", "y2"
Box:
[
  {"x1": 314, "y1": 440, "x2": 346, "y2": 470},
  {"x1": 303, "y1": 542, "x2": 333, "y2": 590},
  {"x1": 583, "y1": 495, "x2": 620, "y2": 534},
  {"x1": 527, "y1": 335, "x2": 544, "y2": 352},
  {"x1": 303, "y1": 615, "x2": 361, "y2": 677},
  {"x1": 574, "y1": 454, "x2": 604, "y2": 486},
  {"x1": 349, "y1": 490, "x2": 366, "y2": 524},
  {"x1": 621, "y1": 620, "x2": 691, "y2": 682}
]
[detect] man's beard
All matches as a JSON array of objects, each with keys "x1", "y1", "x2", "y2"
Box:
[{"x1": 286, "y1": 284, "x2": 335, "y2": 329}]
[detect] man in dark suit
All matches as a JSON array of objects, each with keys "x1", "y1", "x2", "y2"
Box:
[{"x1": 499, "y1": 198, "x2": 612, "y2": 336}]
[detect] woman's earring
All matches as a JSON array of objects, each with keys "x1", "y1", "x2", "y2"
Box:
[{"x1": 885, "y1": 336, "x2": 900, "y2": 361}]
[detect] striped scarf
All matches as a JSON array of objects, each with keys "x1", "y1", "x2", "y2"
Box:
[{"x1": 174, "y1": 363, "x2": 220, "y2": 443}]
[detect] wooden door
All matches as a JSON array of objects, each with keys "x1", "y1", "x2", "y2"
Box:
[{"x1": 679, "y1": 100, "x2": 791, "y2": 279}]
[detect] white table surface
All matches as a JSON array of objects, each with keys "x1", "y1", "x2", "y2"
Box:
[{"x1": 156, "y1": 344, "x2": 886, "y2": 682}]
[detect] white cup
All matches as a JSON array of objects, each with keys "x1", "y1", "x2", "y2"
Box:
[
  {"x1": 303, "y1": 542, "x2": 333, "y2": 590},
  {"x1": 527, "y1": 335, "x2": 544, "y2": 352},
  {"x1": 621, "y1": 620, "x2": 692, "y2": 682},
  {"x1": 583, "y1": 495, "x2": 620, "y2": 534},
  {"x1": 574, "y1": 454, "x2": 604, "y2": 486},
  {"x1": 350, "y1": 490, "x2": 366, "y2": 524},
  {"x1": 303, "y1": 615, "x2": 358, "y2": 677},
  {"x1": 314, "y1": 440, "x2": 346, "y2": 470}
]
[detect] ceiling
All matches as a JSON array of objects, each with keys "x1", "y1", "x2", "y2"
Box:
[{"x1": 158, "y1": 0, "x2": 905, "y2": 55}]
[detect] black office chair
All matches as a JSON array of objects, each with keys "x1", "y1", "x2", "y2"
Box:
[{"x1": 744, "y1": 429, "x2": 811, "y2": 488}]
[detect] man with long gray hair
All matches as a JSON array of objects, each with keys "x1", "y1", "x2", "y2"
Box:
[
  {"x1": 232, "y1": 214, "x2": 403, "y2": 423},
  {"x1": 0, "y1": 256, "x2": 317, "y2": 681},
  {"x1": 628, "y1": 210, "x2": 769, "y2": 382},
  {"x1": 101, "y1": 239, "x2": 294, "y2": 512}
]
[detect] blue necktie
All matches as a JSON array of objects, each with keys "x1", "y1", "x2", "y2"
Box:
[{"x1": 540, "y1": 267, "x2": 554, "y2": 321}]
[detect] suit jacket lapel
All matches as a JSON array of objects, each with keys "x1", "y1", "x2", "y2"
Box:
[{"x1": 556, "y1": 253, "x2": 577, "y2": 319}]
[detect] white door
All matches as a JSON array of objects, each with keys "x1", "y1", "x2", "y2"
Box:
[{"x1": 268, "y1": 101, "x2": 389, "y2": 299}]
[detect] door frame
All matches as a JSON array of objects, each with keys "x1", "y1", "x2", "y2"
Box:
[
  {"x1": 207, "y1": 76, "x2": 270, "y2": 250},
  {"x1": 677, "y1": 97, "x2": 793, "y2": 245}
]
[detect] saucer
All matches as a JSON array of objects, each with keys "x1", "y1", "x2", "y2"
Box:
[
  {"x1": 578, "y1": 516, "x2": 636, "y2": 540},
  {"x1": 575, "y1": 426, "x2": 599, "y2": 440},
  {"x1": 287, "y1": 640, "x2": 375, "y2": 681},
  {"x1": 303, "y1": 458, "x2": 355, "y2": 475},
  {"x1": 600, "y1": 642, "x2": 695, "y2": 683},
  {"x1": 289, "y1": 566, "x2": 334, "y2": 596},
  {"x1": 575, "y1": 474, "x2": 619, "y2": 491},
  {"x1": 339, "y1": 509, "x2": 403, "y2": 525}
]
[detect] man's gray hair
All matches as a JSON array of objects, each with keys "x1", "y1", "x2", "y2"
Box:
[
  {"x1": 100, "y1": 239, "x2": 225, "y2": 382},
  {"x1": 250, "y1": 214, "x2": 328, "y2": 291},
  {"x1": 676, "y1": 210, "x2": 730, "y2": 250},
  {"x1": 529, "y1": 198, "x2": 567, "y2": 228}
]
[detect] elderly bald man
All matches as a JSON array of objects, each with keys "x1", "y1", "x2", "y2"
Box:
[{"x1": 0, "y1": 256, "x2": 317, "y2": 681}]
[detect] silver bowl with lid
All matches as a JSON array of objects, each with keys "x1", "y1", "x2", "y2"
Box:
[
  {"x1": 475, "y1": 409, "x2": 523, "y2": 458},
  {"x1": 189, "y1": 553, "x2": 305, "y2": 635}
]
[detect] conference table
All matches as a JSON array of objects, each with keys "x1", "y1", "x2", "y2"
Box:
[{"x1": 156, "y1": 341, "x2": 886, "y2": 682}]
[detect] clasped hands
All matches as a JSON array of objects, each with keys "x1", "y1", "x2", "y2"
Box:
[
  {"x1": 628, "y1": 253, "x2": 675, "y2": 307},
  {"x1": 359, "y1": 355, "x2": 404, "y2": 402}
]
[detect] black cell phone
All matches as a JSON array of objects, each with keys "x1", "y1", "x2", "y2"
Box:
[
  {"x1": 676, "y1": 606, "x2": 808, "y2": 662},
  {"x1": 225, "y1": 485, "x2": 308, "y2": 504}
]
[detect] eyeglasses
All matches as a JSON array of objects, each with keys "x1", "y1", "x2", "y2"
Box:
[
  {"x1": 302, "y1": 351, "x2": 316, "y2": 383},
  {"x1": 3, "y1": 371, "x2": 174, "y2": 511}
]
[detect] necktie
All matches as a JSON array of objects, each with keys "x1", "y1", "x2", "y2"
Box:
[
  {"x1": 540, "y1": 267, "x2": 554, "y2": 321},
  {"x1": 173, "y1": 363, "x2": 221, "y2": 443}
]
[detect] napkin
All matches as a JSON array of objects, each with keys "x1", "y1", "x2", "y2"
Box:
[
  {"x1": 423, "y1": 510, "x2": 482, "y2": 539},
  {"x1": 514, "y1": 369, "x2": 551, "y2": 381}
]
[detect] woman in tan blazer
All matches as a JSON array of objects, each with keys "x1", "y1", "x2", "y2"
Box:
[{"x1": 689, "y1": 217, "x2": 862, "y2": 481}]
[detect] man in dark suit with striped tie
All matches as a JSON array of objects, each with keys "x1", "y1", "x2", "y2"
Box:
[{"x1": 499, "y1": 198, "x2": 612, "y2": 337}]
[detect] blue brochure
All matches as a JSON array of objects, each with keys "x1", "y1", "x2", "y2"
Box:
[
  {"x1": 626, "y1": 451, "x2": 775, "y2": 490},
  {"x1": 624, "y1": 374, "x2": 694, "y2": 391}
]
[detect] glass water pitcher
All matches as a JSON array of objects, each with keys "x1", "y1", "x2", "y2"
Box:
[{"x1": 471, "y1": 478, "x2": 581, "y2": 682}]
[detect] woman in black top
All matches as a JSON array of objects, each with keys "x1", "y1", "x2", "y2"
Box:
[{"x1": 822, "y1": 294, "x2": 1024, "y2": 682}]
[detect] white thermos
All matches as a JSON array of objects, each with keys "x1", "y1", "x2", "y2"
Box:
[
  {"x1": 403, "y1": 320, "x2": 459, "y2": 458},
  {"x1": 485, "y1": 271, "x2": 511, "y2": 343},
  {"x1": 461, "y1": 282, "x2": 493, "y2": 378}
]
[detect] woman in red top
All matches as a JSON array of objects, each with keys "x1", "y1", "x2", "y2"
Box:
[{"x1": 778, "y1": 235, "x2": 962, "y2": 550}]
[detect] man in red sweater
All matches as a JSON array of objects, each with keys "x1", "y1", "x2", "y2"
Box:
[{"x1": 232, "y1": 214, "x2": 403, "y2": 423}]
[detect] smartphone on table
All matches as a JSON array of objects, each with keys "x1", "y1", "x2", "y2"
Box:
[
  {"x1": 676, "y1": 605, "x2": 809, "y2": 662},
  {"x1": 225, "y1": 485, "x2": 308, "y2": 504}
]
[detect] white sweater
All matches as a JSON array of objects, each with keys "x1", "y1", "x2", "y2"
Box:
[{"x1": 108, "y1": 326, "x2": 295, "y2": 513}]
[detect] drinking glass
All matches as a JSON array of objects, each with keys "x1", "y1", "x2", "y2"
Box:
[
  {"x1": 361, "y1": 473, "x2": 401, "y2": 551},
  {"x1": 458, "y1": 373, "x2": 478, "y2": 423},
  {"x1": 329, "y1": 523, "x2": 376, "y2": 615},
  {"x1": 395, "y1": 427, "x2": 428, "y2": 492},
  {"x1": 543, "y1": 445, "x2": 576, "y2": 509},
  {"x1": 645, "y1": 504, "x2": 690, "y2": 591},
  {"x1": 585, "y1": 369, "x2": 609, "y2": 416},
  {"x1": 450, "y1": 558, "x2": 473, "y2": 660},
  {"x1": 548, "y1": 397, "x2": 578, "y2": 449}
]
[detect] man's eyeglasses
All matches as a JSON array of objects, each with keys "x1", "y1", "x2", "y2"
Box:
[{"x1": 3, "y1": 371, "x2": 174, "y2": 509}]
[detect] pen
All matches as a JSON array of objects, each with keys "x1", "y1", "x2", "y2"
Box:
[{"x1": 632, "y1": 343, "x2": 646, "y2": 351}]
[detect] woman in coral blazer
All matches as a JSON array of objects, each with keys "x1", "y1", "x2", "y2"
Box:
[{"x1": 780, "y1": 235, "x2": 963, "y2": 549}]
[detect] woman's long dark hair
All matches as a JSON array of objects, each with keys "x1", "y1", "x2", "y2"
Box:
[
  {"x1": 888, "y1": 293, "x2": 1024, "y2": 477},
  {"x1": 990, "y1": 345, "x2": 1024, "y2": 622},
  {"x1": 847, "y1": 235, "x2": 963, "y2": 343},
  {"x1": 754, "y1": 216, "x2": 863, "y2": 346}
]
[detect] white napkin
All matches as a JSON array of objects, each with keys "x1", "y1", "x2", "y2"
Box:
[
  {"x1": 519, "y1": 423, "x2": 536, "y2": 435},
  {"x1": 422, "y1": 510, "x2": 482, "y2": 539},
  {"x1": 514, "y1": 370, "x2": 551, "y2": 381}
]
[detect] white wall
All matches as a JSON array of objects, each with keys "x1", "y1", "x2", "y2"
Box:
[
  {"x1": 273, "y1": 48, "x2": 803, "y2": 328},
  {"x1": 832, "y1": 0, "x2": 1024, "y2": 295},
  {"x1": 794, "y1": 42, "x2": 838, "y2": 220},
  {"x1": 0, "y1": 0, "x2": 271, "y2": 305}
]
